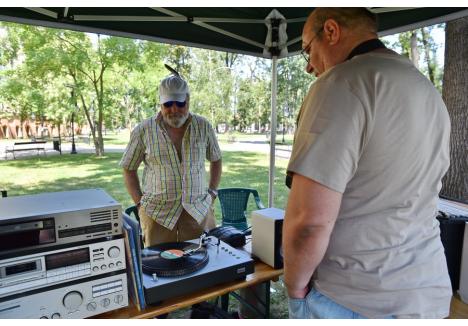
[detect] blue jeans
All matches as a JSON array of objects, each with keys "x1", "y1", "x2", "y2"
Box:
[{"x1": 288, "y1": 287, "x2": 393, "y2": 319}]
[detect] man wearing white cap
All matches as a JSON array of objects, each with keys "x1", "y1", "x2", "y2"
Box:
[{"x1": 120, "y1": 74, "x2": 222, "y2": 246}]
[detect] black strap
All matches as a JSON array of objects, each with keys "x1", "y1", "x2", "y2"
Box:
[
  {"x1": 346, "y1": 38, "x2": 386, "y2": 61},
  {"x1": 286, "y1": 39, "x2": 387, "y2": 189}
]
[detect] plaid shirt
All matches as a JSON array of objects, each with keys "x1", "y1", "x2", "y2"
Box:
[{"x1": 119, "y1": 113, "x2": 221, "y2": 230}]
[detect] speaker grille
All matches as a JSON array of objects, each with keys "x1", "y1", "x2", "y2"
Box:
[{"x1": 90, "y1": 210, "x2": 112, "y2": 223}]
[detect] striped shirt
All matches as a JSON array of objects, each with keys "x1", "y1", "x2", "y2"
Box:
[{"x1": 119, "y1": 113, "x2": 222, "y2": 230}]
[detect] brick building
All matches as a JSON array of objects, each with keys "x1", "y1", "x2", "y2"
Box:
[{"x1": 0, "y1": 117, "x2": 83, "y2": 140}]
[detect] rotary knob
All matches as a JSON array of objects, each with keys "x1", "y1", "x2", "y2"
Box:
[
  {"x1": 101, "y1": 298, "x2": 111, "y2": 307},
  {"x1": 63, "y1": 291, "x2": 83, "y2": 310},
  {"x1": 114, "y1": 294, "x2": 124, "y2": 304},
  {"x1": 108, "y1": 246, "x2": 120, "y2": 258},
  {"x1": 87, "y1": 302, "x2": 97, "y2": 311}
]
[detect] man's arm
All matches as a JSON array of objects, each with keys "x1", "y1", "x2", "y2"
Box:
[
  {"x1": 283, "y1": 173, "x2": 342, "y2": 299},
  {"x1": 209, "y1": 159, "x2": 222, "y2": 191},
  {"x1": 123, "y1": 169, "x2": 143, "y2": 206}
]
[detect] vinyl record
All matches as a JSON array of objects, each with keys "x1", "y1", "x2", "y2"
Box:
[{"x1": 141, "y1": 241, "x2": 209, "y2": 277}]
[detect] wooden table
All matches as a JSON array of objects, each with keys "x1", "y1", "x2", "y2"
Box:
[
  {"x1": 96, "y1": 261, "x2": 468, "y2": 319},
  {"x1": 99, "y1": 199, "x2": 468, "y2": 319},
  {"x1": 450, "y1": 295, "x2": 468, "y2": 318},
  {"x1": 97, "y1": 261, "x2": 282, "y2": 319}
]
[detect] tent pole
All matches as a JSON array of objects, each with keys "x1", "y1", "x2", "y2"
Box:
[{"x1": 268, "y1": 56, "x2": 278, "y2": 208}]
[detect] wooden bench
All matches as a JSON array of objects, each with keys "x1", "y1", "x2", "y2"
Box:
[{"x1": 5, "y1": 141, "x2": 47, "y2": 159}]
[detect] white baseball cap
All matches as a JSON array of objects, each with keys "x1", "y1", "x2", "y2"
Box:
[{"x1": 159, "y1": 75, "x2": 189, "y2": 104}]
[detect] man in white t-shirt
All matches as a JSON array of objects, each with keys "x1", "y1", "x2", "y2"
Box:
[{"x1": 283, "y1": 8, "x2": 452, "y2": 318}]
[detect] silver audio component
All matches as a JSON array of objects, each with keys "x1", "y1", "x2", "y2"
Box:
[
  {"x1": 0, "y1": 238, "x2": 126, "y2": 298},
  {"x1": 0, "y1": 272, "x2": 128, "y2": 319},
  {"x1": 0, "y1": 189, "x2": 122, "y2": 257}
]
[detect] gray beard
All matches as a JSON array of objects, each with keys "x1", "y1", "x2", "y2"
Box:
[{"x1": 163, "y1": 113, "x2": 189, "y2": 128}]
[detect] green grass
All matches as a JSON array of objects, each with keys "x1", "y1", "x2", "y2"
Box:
[
  {"x1": 0, "y1": 150, "x2": 290, "y2": 318},
  {"x1": 0, "y1": 153, "x2": 127, "y2": 202},
  {"x1": 102, "y1": 129, "x2": 131, "y2": 146},
  {"x1": 0, "y1": 151, "x2": 289, "y2": 221}
]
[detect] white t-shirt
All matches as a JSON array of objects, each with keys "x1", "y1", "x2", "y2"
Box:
[{"x1": 287, "y1": 51, "x2": 452, "y2": 318}]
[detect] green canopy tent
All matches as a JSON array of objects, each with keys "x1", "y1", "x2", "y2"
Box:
[
  {"x1": 1, "y1": 7, "x2": 467, "y2": 57},
  {"x1": 1, "y1": 7, "x2": 467, "y2": 206}
]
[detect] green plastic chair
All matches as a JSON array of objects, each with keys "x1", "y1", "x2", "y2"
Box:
[
  {"x1": 125, "y1": 205, "x2": 141, "y2": 223},
  {"x1": 218, "y1": 188, "x2": 265, "y2": 231}
]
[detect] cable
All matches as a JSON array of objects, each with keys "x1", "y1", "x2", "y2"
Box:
[{"x1": 242, "y1": 226, "x2": 252, "y2": 236}]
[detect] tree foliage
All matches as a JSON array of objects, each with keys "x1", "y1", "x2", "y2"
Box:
[
  {"x1": 0, "y1": 22, "x2": 455, "y2": 150},
  {"x1": 0, "y1": 22, "x2": 168, "y2": 155},
  {"x1": 385, "y1": 26, "x2": 444, "y2": 90},
  {"x1": 277, "y1": 56, "x2": 314, "y2": 138},
  {"x1": 0, "y1": 20, "x2": 466, "y2": 201},
  {"x1": 0, "y1": 21, "x2": 306, "y2": 144}
]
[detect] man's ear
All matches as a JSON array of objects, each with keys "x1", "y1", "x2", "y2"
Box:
[{"x1": 323, "y1": 19, "x2": 341, "y2": 45}]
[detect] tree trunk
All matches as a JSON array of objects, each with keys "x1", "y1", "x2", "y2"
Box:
[
  {"x1": 410, "y1": 31, "x2": 419, "y2": 68},
  {"x1": 224, "y1": 52, "x2": 238, "y2": 68},
  {"x1": 96, "y1": 99, "x2": 104, "y2": 156},
  {"x1": 440, "y1": 17, "x2": 468, "y2": 201}
]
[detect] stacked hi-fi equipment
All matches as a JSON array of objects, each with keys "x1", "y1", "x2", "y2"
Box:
[{"x1": 0, "y1": 189, "x2": 128, "y2": 319}]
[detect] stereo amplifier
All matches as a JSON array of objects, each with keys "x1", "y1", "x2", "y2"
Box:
[{"x1": 0, "y1": 272, "x2": 128, "y2": 319}]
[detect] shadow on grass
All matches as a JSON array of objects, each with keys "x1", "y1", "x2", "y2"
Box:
[
  {"x1": 0, "y1": 150, "x2": 289, "y2": 218},
  {"x1": 0, "y1": 153, "x2": 127, "y2": 205}
]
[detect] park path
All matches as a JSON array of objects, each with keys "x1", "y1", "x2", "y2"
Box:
[{"x1": 0, "y1": 138, "x2": 292, "y2": 161}]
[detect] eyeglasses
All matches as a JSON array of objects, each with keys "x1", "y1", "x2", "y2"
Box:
[
  {"x1": 163, "y1": 101, "x2": 186, "y2": 108},
  {"x1": 300, "y1": 27, "x2": 324, "y2": 64}
]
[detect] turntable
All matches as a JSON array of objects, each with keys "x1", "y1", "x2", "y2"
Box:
[{"x1": 141, "y1": 235, "x2": 254, "y2": 305}]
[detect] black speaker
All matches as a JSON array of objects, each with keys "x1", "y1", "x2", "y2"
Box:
[
  {"x1": 251, "y1": 208, "x2": 284, "y2": 269},
  {"x1": 437, "y1": 212, "x2": 468, "y2": 291}
]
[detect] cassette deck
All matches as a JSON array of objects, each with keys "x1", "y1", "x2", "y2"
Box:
[
  {"x1": 0, "y1": 189, "x2": 122, "y2": 258},
  {"x1": 0, "y1": 237, "x2": 126, "y2": 298}
]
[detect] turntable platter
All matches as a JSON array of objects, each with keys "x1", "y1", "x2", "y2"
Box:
[{"x1": 141, "y1": 242, "x2": 209, "y2": 277}]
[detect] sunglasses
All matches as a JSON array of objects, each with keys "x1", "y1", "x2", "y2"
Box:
[{"x1": 163, "y1": 101, "x2": 186, "y2": 108}]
